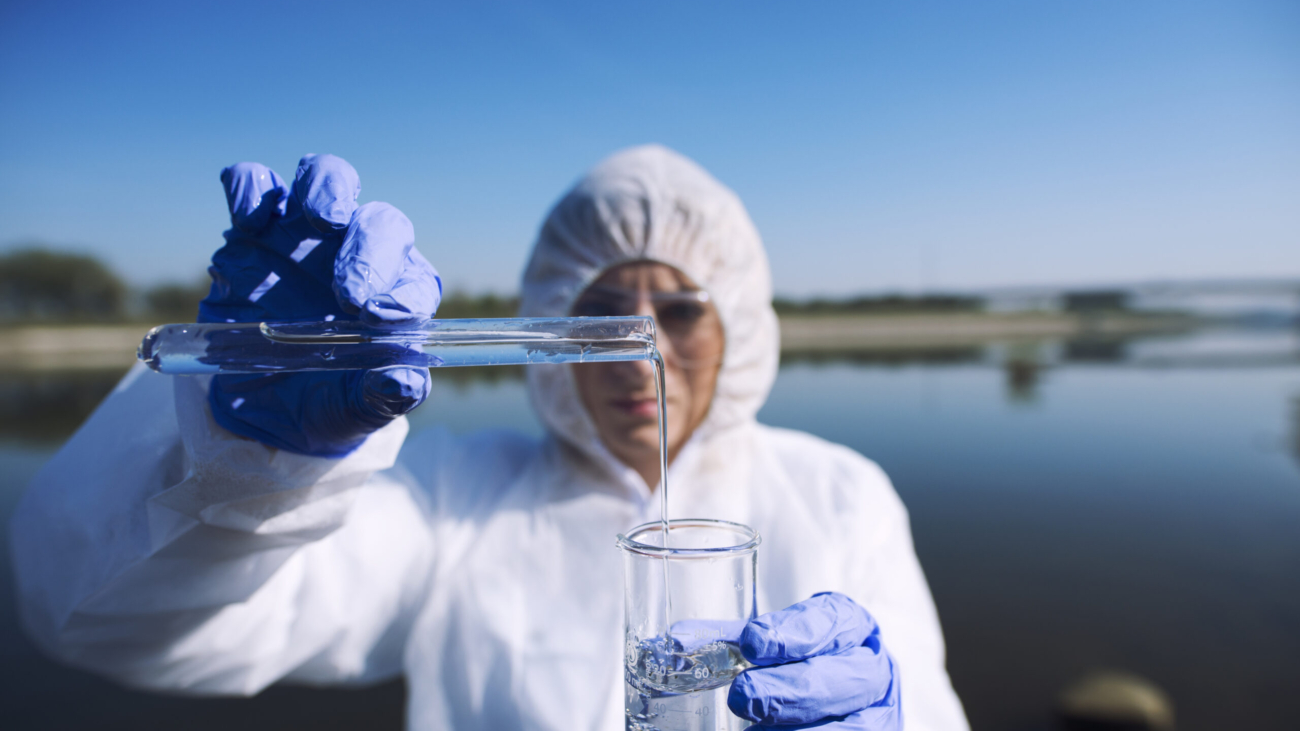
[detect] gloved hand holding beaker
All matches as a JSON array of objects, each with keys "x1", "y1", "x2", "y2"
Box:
[
  {"x1": 199, "y1": 154, "x2": 442, "y2": 457},
  {"x1": 728, "y1": 592, "x2": 901, "y2": 730}
]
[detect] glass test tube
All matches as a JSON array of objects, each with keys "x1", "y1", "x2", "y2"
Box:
[{"x1": 137, "y1": 316, "x2": 656, "y2": 375}]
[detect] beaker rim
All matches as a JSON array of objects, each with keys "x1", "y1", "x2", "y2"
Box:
[{"x1": 616, "y1": 518, "x2": 761, "y2": 558}]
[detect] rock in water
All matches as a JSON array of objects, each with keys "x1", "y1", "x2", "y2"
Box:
[{"x1": 1057, "y1": 670, "x2": 1175, "y2": 731}]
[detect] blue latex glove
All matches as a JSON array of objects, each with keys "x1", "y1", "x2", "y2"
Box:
[
  {"x1": 199, "y1": 154, "x2": 442, "y2": 457},
  {"x1": 728, "y1": 592, "x2": 901, "y2": 730}
]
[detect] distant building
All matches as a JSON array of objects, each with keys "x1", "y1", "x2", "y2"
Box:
[{"x1": 978, "y1": 280, "x2": 1299, "y2": 320}]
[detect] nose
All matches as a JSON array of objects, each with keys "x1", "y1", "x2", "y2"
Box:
[
  {"x1": 633, "y1": 294, "x2": 684, "y2": 363},
  {"x1": 603, "y1": 293, "x2": 662, "y2": 384}
]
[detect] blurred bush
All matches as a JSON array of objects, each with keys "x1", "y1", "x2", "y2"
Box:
[
  {"x1": 773, "y1": 294, "x2": 984, "y2": 315},
  {"x1": 1062, "y1": 290, "x2": 1130, "y2": 313},
  {"x1": 0, "y1": 244, "x2": 535, "y2": 324},
  {"x1": 0, "y1": 370, "x2": 126, "y2": 443},
  {"x1": 435, "y1": 291, "x2": 520, "y2": 319},
  {"x1": 6, "y1": 245, "x2": 1004, "y2": 325},
  {"x1": 0, "y1": 247, "x2": 127, "y2": 321},
  {"x1": 144, "y1": 279, "x2": 211, "y2": 322}
]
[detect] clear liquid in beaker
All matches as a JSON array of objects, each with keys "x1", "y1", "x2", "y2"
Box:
[
  {"x1": 622, "y1": 618, "x2": 754, "y2": 729},
  {"x1": 627, "y1": 633, "x2": 747, "y2": 693},
  {"x1": 625, "y1": 682, "x2": 748, "y2": 731}
]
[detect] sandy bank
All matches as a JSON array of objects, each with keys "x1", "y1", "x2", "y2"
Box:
[
  {"x1": 0, "y1": 326, "x2": 146, "y2": 370},
  {"x1": 0, "y1": 314, "x2": 1196, "y2": 371}
]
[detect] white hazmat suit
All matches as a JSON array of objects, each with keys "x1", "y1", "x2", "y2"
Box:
[{"x1": 11, "y1": 145, "x2": 968, "y2": 730}]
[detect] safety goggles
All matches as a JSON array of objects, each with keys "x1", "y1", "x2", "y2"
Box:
[{"x1": 571, "y1": 284, "x2": 724, "y2": 369}]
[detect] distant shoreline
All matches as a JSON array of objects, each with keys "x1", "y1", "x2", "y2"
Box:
[
  {"x1": 779, "y1": 312, "x2": 1196, "y2": 352},
  {"x1": 0, "y1": 313, "x2": 1198, "y2": 371},
  {"x1": 0, "y1": 325, "x2": 146, "y2": 371}
]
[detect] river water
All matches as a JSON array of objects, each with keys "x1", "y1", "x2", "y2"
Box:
[{"x1": 2, "y1": 325, "x2": 1298, "y2": 730}]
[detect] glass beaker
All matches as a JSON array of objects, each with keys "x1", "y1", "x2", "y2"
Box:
[{"x1": 617, "y1": 519, "x2": 761, "y2": 731}]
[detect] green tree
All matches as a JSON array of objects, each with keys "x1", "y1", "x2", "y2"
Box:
[
  {"x1": 0, "y1": 247, "x2": 128, "y2": 321},
  {"x1": 435, "y1": 292, "x2": 521, "y2": 319},
  {"x1": 772, "y1": 294, "x2": 984, "y2": 316},
  {"x1": 145, "y1": 278, "x2": 212, "y2": 322}
]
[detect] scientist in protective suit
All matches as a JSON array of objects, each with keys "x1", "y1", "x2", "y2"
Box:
[{"x1": 11, "y1": 145, "x2": 968, "y2": 730}]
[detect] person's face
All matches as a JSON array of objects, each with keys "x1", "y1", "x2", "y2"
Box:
[{"x1": 570, "y1": 262, "x2": 725, "y2": 487}]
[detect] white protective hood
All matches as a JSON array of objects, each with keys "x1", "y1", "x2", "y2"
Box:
[{"x1": 520, "y1": 145, "x2": 780, "y2": 469}]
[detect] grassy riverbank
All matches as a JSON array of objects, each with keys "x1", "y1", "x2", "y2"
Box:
[{"x1": 779, "y1": 311, "x2": 1197, "y2": 352}]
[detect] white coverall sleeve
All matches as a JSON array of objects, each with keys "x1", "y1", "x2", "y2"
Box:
[{"x1": 9, "y1": 364, "x2": 435, "y2": 695}]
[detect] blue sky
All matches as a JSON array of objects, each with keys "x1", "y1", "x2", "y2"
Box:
[{"x1": 1, "y1": 0, "x2": 1296, "y2": 296}]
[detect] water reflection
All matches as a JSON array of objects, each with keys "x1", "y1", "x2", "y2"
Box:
[
  {"x1": 1000, "y1": 342, "x2": 1045, "y2": 403},
  {"x1": 1004, "y1": 359, "x2": 1042, "y2": 403},
  {"x1": 427, "y1": 364, "x2": 524, "y2": 388},
  {"x1": 1062, "y1": 337, "x2": 1128, "y2": 363},
  {"x1": 0, "y1": 370, "x2": 127, "y2": 444},
  {"x1": 0, "y1": 367, "x2": 534, "y2": 447},
  {"x1": 757, "y1": 345, "x2": 1300, "y2": 730},
  {"x1": 2, "y1": 324, "x2": 1299, "y2": 730},
  {"x1": 1289, "y1": 395, "x2": 1300, "y2": 467}
]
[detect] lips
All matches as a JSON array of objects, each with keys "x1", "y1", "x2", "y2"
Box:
[{"x1": 610, "y1": 397, "x2": 659, "y2": 419}]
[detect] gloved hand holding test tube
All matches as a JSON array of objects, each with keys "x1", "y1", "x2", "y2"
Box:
[
  {"x1": 181, "y1": 154, "x2": 441, "y2": 456},
  {"x1": 165, "y1": 154, "x2": 655, "y2": 457}
]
